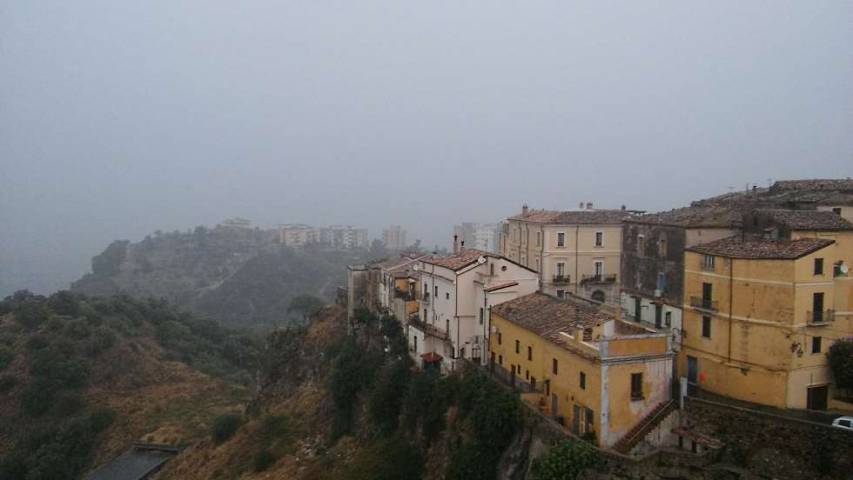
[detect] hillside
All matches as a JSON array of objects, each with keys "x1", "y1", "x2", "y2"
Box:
[
  {"x1": 0, "y1": 290, "x2": 258, "y2": 480},
  {"x1": 71, "y1": 225, "x2": 373, "y2": 329}
]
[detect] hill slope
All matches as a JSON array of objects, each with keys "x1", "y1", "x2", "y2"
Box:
[
  {"x1": 0, "y1": 290, "x2": 258, "y2": 480},
  {"x1": 71, "y1": 225, "x2": 371, "y2": 329}
]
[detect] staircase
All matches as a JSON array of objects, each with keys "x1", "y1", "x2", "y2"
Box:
[{"x1": 612, "y1": 400, "x2": 676, "y2": 454}]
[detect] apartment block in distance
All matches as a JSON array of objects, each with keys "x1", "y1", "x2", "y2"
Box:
[
  {"x1": 489, "y1": 292, "x2": 675, "y2": 449},
  {"x1": 680, "y1": 208, "x2": 853, "y2": 410},
  {"x1": 382, "y1": 225, "x2": 408, "y2": 251},
  {"x1": 500, "y1": 203, "x2": 633, "y2": 305}
]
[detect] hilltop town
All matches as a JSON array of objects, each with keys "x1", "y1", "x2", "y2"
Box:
[{"x1": 346, "y1": 178, "x2": 853, "y2": 475}]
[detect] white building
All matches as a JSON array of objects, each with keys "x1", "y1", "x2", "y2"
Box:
[
  {"x1": 453, "y1": 223, "x2": 500, "y2": 253},
  {"x1": 407, "y1": 246, "x2": 539, "y2": 372}
]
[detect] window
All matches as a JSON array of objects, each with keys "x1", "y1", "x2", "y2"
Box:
[
  {"x1": 552, "y1": 358, "x2": 558, "y2": 375},
  {"x1": 631, "y1": 373, "x2": 643, "y2": 400},
  {"x1": 658, "y1": 236, "x2": 667, "y2": 257},
  {"x1": 525, "y1": 370, "x2": 529, "y2": 380},
  {"x1": 595, "y1": 231, "x2": 603, "y2": 247},
  {"x1": 813, "y1": 292, "x2": 825, "y2": 322},
  {"x1": 812, "y1": 336, "x2": 822, "y2": 354},
  {"x1": 515, "y1": 340, "x2": 520, "y2": 354},
  {"x1": 536, "y1": 231, "x2": 541, "y2": 246},
  {"x1": 479, "y1": 307, "x2": 484, "y2": 325},
  {"x1": 498, "y1": 332, "x2": 502, "y2": 345},
  {"x1": 556, "y1": 262, "x2": 565, "y2": 276},
  {"x1": 498, "y1": 355, "x2": 503, "y2": 365},
  {"x1": 446, "y1": 319, "x2": 450, "y2": 334},
  {"x1": 832, "y1": 207, "x2": 842, "y2": 215},
  {"x1": 594, "y1": 261, "x2": 603, "y2": 277},
  {"x1": 702, "y1": 316, "x2": 711, "y2": 338},
  {"x1": 665, "y1": 311, "x2": 672, "y2": 328},
  {"x1": 637, "y1": 234, "x2": 645, "y2": 255},
  {"x1": 434, "y1": 285, "x2": 438, "y2": 296},
  {"x1": 423, "y1": 309, "x2": 427, "y2": 321},
  {"x1": 490, "y1": 263, "x2": 495, "y2": 276},
  {"x1": 656, "y1": 272, "x2": 666, "y2": 291},
  {"x1": 446, "y1": 292, "x2": 450, "y2": 300},
  {"x1": 535, "y1": 258, "x2": 540, "y2": 271},
  {"x1": 702, "y1": 255, "x2": 715, "y2": 271},
  {"x1": 579, "y1": 372, "x2": 586, "y2": 389},
  {"x1": 527, "y1": 345, "x2": 532, "y2": 361},
  {"x1": 557, "y1": 232, "x2": 565, "y2": 247},
  {"x1": 413, "y1": 335, "x2": 418, "y2": 352},
  {"x1": 557, "y1": 290, "x2": 565, "y2": 299},
  {"x1": 814, "y1": 258, "x2": 824, "y2": 275}
]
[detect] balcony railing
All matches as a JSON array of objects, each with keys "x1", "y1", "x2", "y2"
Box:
[
  {"x1": 689, "y1": 296, "x2": 718, "y2": 312},
  {"x1": 407, "y1": 315, "x2": 449, "y2": 341},
  {"x1": 394, "y1": 289, "x2": 415, "y2": 301},
  {"x1": 552, "y1": 274, "x2": 571, "y2": 285},
  {"x1": 580, "y1": 273, "x2": 617, "y2": 284},
  {"x1": 807, "y1": 310, "x2": 835, "y2": 325}
]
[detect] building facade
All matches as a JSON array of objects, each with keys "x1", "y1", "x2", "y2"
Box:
[
  {"x1": 680, "y1": 212, "x2": 853, "y2": 410},
  {"x1": 382, "y1": 225, "x2": 408, "y2": 251},
  {"x1": 500, "y1": 205, "x2": 631, "y2": 305},
  {"x1": 407, "y1": 247, "x2": 539, "y2": 372},
  {"x1": 489, "y1": 292, "x2": 675, "y2": 448},
  {"x1": 454, "y1": 222, "x2": 500, "y2": 253}
]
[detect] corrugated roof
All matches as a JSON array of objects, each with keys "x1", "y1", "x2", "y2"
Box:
[{"x1": 687, "y1": 236, "x2": 834, "y2": 260}]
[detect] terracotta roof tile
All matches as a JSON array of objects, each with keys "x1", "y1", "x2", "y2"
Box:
[
  {"x1": 755, "y1": 209, "x2": 853, "y2": 231},
  {"x1": 687, "y1": 236, "x2": 834, "y2": 260},
  {"x1": 508, "y1": 209, "x2": 629, "y2": 225},
  {"x1": 491, "y1": 292, "x2": 611, "y2": 338},
  {"x1": 626, "y1": 206, "x2": 743, "y2": 228}
]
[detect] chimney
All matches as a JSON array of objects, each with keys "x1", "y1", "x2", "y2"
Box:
[
  {"x1": 522, "y1": 204, "x2": 529, "y2": 216},
  {"x1": 586, "y1": 202, "x2": 593, "y2": 210},
  {"x1": 453, "y1": 234, "x2": 459, "y2": 254},
  {"x1": 460, "y1": 240, "x2": 465, "y2": 252}
]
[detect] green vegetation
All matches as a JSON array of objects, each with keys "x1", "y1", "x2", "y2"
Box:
[
  {"x1": 530, "y1": 440, "x2": 601, "y2": 480},
  {"x1": 253, "y1": 449, "x2": 277, "y2": 472},
  {"x1": 287, "y1": 294, "x2": 326, "y2": 323},
  {"x1": 0, "y1": 289, "x2": 260, "y2": 480},
  {"x1": 212, "y1": 414, "x2": 243, "y2": 444},
  {"x1": 827, "y1": 337, "x2": 853, "y2": 393}
]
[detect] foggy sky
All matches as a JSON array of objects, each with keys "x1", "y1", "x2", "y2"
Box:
[{"x1": 2, "y1": 1, "x2": 852, "y2": 296}]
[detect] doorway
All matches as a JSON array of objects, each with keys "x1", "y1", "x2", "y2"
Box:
[{"x1": 807, "y1": 385, "x2": 828, "y2": 410}]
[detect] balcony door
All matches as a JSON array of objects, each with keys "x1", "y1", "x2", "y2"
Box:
[
  {"x1": 702, "y1": 283, "x2": 713, "y2": 309},
  {"x1": 812, "y1": 293, "x2": 824, "y2": 322}
]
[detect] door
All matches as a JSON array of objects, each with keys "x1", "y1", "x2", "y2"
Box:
[
  {"x1": 634, "y1": 296, "x2": 642, "y2": 322},
  {"x1": 687, "y1": 356, "x2": 698, "y2": 395},
  {"x1": 702, "y1": 283, "x2": 713, "y2": 308},
  {"x1": 551, "y1": 394, "x2": 559, "y2": 420},
  {"x1": 813, "y1": 293, "x2": 824, "y2": 322},
  {"x1": 572, "y1": 405, "x2": 580, "y2": 434},
  {"x1": 655, "y1": 304, "x2": 663, "y2": 328},
  {"x1": 807, "y1": 385, "x2": 828, "y2": 410}
]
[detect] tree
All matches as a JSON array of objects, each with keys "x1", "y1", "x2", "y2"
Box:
[
  {"x1": 530, "y1": 440, "x2": 601, "y2": 480},
  {"x1": 287, "y1": 295, "x2": 325, "y2": 323},
  {"x1": 368, "y1": 239, "x2": 387, "y2": 261},
  {"x1": 827, "y1": 338, "x2": 853, "y2": 393}
]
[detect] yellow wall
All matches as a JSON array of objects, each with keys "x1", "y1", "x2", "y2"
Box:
[{"x1": 681, "y1": 237, "x2": 852, "y2": 410}]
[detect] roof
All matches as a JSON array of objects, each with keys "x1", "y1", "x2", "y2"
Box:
[
  {"x1": 420, "y1": 352, "x2": 443, "y2": 363},
  {"x1": 626, "y1": 206, "x2": 743, "y2": 228},
  {"x1": 770, "y1": 179, "x2": 853, "y2": 193},
  {"x1": 484, "y1": 281, "x2": 519, "y2": 292},
  {"x1": 85, "y1": 446, "x2": 177, "y2": 480},
  {"x1": 491, "y1": 292, "x2": 611, "y2": 339},
  {"x1": 508, "y1": 209, "x2": 628, "y2": 225},
  {"x1": 687, "y1": 236, "x2": 834, "y2": 260},
  {"x1": 420, "y1": 249, "x2": 491, "y2": 270},
  {"x1": 755, "y1": 209, "x2": 853, "y2": 231}
]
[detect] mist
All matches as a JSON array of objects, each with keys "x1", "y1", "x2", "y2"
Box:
[{"x1": 2, "y1": 1, "x2": 852, "y2": 295}]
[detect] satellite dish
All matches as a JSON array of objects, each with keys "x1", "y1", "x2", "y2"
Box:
[
  {"x1": 841, "y1": 263, "x2": 850, "y2": 275},
  {"x1": 478, "y1": 256, "x2": 487, "y2": 264}
]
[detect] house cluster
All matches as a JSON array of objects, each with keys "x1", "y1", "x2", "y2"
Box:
[{"x1": 346, "y1": 178, "x2": 853, "y2": 452}]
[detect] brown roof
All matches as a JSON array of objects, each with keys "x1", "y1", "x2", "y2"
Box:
[
  {"x1": 484, "y1": 281, "x2": 519, "y2": 292},
  {"x1": 626, "y1": 206, "x2": 743, "y2": 228},
  {"x1": 755, "y1": 209, "x2": 853, "y2": 231},
  {"x1": 770, "y1": 179, "x2": 853, "y2": 193},
  {"x1": 687, "y1": 236, "x2": 834, "y2": 260},
  {"x1": 419, "y1": 249, "x2": 491, "y2": 270},
  {"x1": 508, "y1": 209, "x2": 628, "y2": 225},
  {"x1": 491, "y1": 292, "x2": 612, "y2": 339}
]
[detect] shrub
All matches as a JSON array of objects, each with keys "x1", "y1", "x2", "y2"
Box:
[
  {"x1": 827, "y1": 338, "x2": 853, "y2": 391},
  {"x1": 83, "y1": 328, "x2": 116, "y2": 357},
  {"x1": 367, "y1": 359, "x2": 411, "y2": 434},
  {"x1": 89, "y1": 407, "x2": 116, "y2": 433},
  {"x1": 0, "y1": 375, "x2": 19, "y2": 393},
  {"x1": 253, "y1": 449, "x2": 276, "y2": 472},
  {"x1": 260, "y1": 414, "x2": 291, "y2": 442},
  {"x1": 211, "y1": 414, "x2": 242, "y2": 444},
  {"x1": 0, "y1": 346, "x2": 14, "y2": 371},
  {"x1": 530, "y1": 440, "x2": 601, "y2": 480},
  {"x1": 21, "y1": 378, "x2": 60, "y2": 416}
]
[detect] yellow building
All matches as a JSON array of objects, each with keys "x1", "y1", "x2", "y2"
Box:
[
  {"x1": 680, "y1": 209, "x2": 853, "y2": 410},
  {"x1": 489, "y1": 292, "x2": 674, "y2": 449},
  {"x1": 499, "y1": 204, "x2": 635, "y2": 305}
]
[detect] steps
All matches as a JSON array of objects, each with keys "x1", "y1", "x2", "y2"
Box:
[{"x1": 612, "y1": 399, "x2": 676, "y2": 454}]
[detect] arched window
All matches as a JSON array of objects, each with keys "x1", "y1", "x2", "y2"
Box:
[{"x1": 591, "y1": 290, "x2": 606, "y2": 303}]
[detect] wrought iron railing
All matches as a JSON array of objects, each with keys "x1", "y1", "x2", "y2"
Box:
[{"x1": 689, "y1": 296, "x2": 718, "y2": 312}]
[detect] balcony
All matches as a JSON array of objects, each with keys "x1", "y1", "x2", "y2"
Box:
[
  {"x1": 407, "y1": 315, "x2": 449, "y2": 341},
  {"x1": 394, "y1": 289, "x2": 415, "y2": 301},
  {"x1": 552, "y1": 274, "x2": 571, "y2": 285},
  {"x1": 689, "y1": 296, "x2": 718, "y2": 312},
  {"x1": 807, "y1": 310, "x2": 835, "y2": 326},
  {"x1": 580, "y1": 273, "x2": 617, "y2": 285}
]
